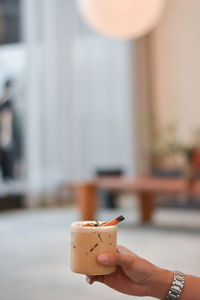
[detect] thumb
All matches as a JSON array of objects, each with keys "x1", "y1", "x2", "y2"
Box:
[{"x1": 97, "y1": 252, "x2": 135, "y2": 269}]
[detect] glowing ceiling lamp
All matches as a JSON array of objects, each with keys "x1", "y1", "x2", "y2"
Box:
[{"x1": 77, "y1": 0, "x2": 166, "y2": 40}]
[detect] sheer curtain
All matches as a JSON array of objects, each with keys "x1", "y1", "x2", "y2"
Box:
[{"x1": 22, "y1": 0, "x2": 137, "y2": 198}]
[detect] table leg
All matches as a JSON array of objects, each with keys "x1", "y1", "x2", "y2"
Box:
[
  {"x1": 75, "y1": 183, "x2": 98, "y2": 221},
  {"x1": 139, "y1": 193, "x2": 155, "y2": 223}
]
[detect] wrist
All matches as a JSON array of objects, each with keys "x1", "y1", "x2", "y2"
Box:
[{"x1": 147, "y1": 267, "x2": 174, "y2": 299}]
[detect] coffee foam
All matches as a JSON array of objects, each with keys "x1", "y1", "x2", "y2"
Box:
[{"x1": 71, "y1": 221, "x2": 116, "y2": 233}]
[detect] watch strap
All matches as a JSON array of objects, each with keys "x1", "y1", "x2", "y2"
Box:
[{"x1": 166, "y1": 270, "x2": 185, "y2": 300}]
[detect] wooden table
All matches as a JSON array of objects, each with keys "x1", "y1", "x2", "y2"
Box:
[{"x1": 75, "y1": 177, "x2": 200, "y2": 223}]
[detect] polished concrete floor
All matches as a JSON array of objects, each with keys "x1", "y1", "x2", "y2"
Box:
[{"x1": 0, "y1": 200, "x2": 200, "y2": 300}]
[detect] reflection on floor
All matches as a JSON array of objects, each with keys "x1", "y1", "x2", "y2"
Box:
[{"x1": 0, "y1": 204, "x2": 200, "y2": 300}]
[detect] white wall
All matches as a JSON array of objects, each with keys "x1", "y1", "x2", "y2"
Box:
[
  {"x1": 23, "y1": 0, "x2": 137, "y2": 194},
  {"x1": 71, "y1": 37, "x2": 135, "y2": 179}
]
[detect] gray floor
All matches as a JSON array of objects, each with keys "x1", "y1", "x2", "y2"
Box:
[{"x1": 0, "y1": 201, "x2": 200, "y2": 300}]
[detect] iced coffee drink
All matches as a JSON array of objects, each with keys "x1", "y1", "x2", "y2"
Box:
[{"x1": 71, "y1": 221, "x2": 117, "y2": 275}]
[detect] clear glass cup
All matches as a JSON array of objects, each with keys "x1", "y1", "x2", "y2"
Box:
[{"x1": 70, "y1": 221, "x2": 117, "y2": 275}]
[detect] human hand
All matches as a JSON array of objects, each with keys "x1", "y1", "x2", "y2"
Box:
[{"x1": 86, "y1": 246, "x2": 173, "y2": 299}]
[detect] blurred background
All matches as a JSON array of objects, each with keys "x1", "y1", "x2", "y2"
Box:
[{"x1": 0, "y1": 1, "x2": 200, "y2": 300}]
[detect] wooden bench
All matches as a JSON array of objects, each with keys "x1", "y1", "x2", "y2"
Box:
[{"x1": 75, "y1": 177, "x2": 200, "y2": 223}]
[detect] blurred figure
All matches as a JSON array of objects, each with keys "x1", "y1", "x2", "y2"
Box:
[{"x1": 0, "y1": 79, "x2": 22, "y2": 180}]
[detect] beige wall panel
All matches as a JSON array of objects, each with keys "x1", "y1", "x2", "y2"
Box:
[{"x1": 150, "y1": 0, "x2": 200, "y2": 143}]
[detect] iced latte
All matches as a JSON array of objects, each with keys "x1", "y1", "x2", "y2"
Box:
[{"x1": 71, "y1": 221, "x2": 117, "y2": 275}]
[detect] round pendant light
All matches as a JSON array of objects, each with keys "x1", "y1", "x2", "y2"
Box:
[{"x1": 77, "y1": 0, "x2": 166, "y2": 39}]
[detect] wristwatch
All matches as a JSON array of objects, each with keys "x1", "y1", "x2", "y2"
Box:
[{"x1": 166, "y1": 270, "x2": 185, "y2": 300}]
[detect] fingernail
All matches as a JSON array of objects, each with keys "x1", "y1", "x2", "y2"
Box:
[
  {"x1": 98, "y1": 254, "x2": 109, "y2": 264},
  {"x1": 86, "y1": 276, "x2": 93, "y2": 285}
]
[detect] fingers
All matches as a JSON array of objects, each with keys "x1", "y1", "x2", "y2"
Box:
[
  {"x1": 97, "y1": 251, "x2": 136, "y2": 269},
  {"x1": 86, "y1": 246, "x2": 138, "y2": 286},
  {"x1": 117, "y1": 245, "x2": 138, "y2": 257},
  {"x1": 86, "y1": 275, "x2": 104, "y2": 285},
  {"x1": 86, "y1": 275, "x2": 95, "y2": 285}
]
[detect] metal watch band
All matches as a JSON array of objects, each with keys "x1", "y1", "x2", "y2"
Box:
[{"x1": 166, "y1": 271, "x2": 185, "y2": 300}]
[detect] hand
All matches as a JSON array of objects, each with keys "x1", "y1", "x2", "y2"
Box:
[{"x1": 86, "y1": 246, "x2": 173, "y2": 299}]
